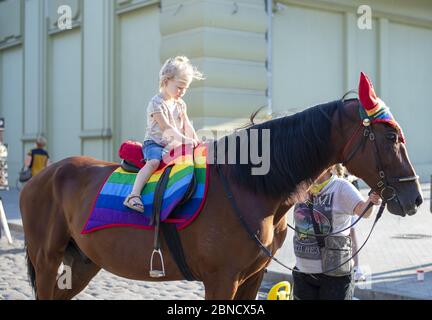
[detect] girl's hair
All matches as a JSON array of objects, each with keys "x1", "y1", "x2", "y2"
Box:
[
  {"x1": 159, "y1": 56, "x2": 204, "y2": 89},
  {"x1": 36, "y1": 135, "x2": 47, "y2": 148}
]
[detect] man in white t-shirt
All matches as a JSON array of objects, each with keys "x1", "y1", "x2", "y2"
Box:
[{"x1": 292, "y1": 165, "x2": 381, "y2": 300}]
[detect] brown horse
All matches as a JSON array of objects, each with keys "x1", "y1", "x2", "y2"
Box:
[{"x1": 21, "y1": 93, "x2": 423, "y2": 300}]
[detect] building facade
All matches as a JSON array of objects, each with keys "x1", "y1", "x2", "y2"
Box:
[{"x1": 0, "y1": 0, "x2": 431, "y2": 183}]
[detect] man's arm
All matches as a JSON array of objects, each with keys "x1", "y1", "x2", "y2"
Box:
[{"x1": 353, "y1": 192, "x2": 382, "y2": 218}]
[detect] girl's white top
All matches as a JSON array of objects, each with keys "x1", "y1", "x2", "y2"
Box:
[{"x1": 144, "y1": 94, "x2": 186, "y2": 147}]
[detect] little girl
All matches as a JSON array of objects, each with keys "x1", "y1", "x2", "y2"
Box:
[{"x1": 123, "y1": 56, "x2": 204, "y2": 213}]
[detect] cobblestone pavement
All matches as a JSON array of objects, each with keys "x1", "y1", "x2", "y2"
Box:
[{"x1": 0, "y1": 231, "x2": 273, "y2": 300}]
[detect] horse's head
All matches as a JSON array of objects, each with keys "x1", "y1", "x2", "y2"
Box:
[{"x1": 340, "y1": 72, "x2": 423, "y2": 217}]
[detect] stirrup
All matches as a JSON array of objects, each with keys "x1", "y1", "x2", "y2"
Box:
[{"x1": 149, "y1": 249, "x2": 165, "y2": 278}]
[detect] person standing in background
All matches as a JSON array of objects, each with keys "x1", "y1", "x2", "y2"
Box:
[
  {"x1": 24, "y1": 136, "x2": 51, "y2": 178},
  {"x1": 292, "y1": 165, "x2": 381, "y2": 300},
  {"x1": 334, "y1": 164, "x2": 366, "y2": 282}
]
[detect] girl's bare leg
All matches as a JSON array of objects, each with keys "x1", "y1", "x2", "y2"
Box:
[{"x1": 124, "y1": 159, "x2": 160, "y2": 212}]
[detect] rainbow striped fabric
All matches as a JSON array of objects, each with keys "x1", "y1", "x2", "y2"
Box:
[
  {"x1": 81, "y1": 144, "x2": 209, "y2": 233},
  {"x1": 362, "y1": 98, "x2": 405, "y2": 143}
]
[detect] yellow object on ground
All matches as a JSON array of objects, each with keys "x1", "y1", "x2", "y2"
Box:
[{"x1": 267, "y1": 281, "x2": 292, "y2": 300}]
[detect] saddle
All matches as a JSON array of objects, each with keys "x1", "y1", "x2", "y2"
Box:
[
  {"x1": 118, "y1": 141, "x2": 197, "y2": 209},
  {"x1": 82, "y1": 141, "x2": 208, "y2": 280}
]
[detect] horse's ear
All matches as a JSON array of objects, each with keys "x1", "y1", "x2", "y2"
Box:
[{"x1": 358, "y1": 72, "x2": 379, "y2": 111}]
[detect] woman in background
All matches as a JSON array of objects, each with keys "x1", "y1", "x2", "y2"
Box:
[{"x1": 24, "y1": 135, "x2": 51, "y2": 178}]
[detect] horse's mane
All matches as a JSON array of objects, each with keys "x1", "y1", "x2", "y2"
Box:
[{"x1": 215, "y1": 100, "x2": 344, "y2": 199}]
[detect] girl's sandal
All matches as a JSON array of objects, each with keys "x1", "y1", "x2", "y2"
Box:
[{"x1": 123, "y1": 194, "x2": 144, "y2": 213}]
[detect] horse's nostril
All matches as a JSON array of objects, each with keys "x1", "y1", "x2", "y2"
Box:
[{"x1": 415, "y1": 195, "x2": 423, "y2": 207}]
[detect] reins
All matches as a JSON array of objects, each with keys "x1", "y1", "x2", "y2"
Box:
[
  {"x1": 214, "y1": 98, "x2": 418, "y2": 275},
  {"x1": 216, "y1": 160, "x2": 385, "y2": 275}
]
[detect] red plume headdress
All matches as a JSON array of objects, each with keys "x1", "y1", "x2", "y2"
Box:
[{"x1": 358, "y1": 72, "x2": 405, "y2": 143}]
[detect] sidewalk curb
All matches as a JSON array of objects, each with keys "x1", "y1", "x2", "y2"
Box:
[{"x1": 263, "y1": 270, "x2": 418, "y2": 300}]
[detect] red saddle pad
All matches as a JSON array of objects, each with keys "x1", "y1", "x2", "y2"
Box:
[{"x1": 118, "y1": 140, "x2": 191, "y2": 170}]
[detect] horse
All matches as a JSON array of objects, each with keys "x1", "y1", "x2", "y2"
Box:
[{"x1": 20, "y1": 77, "x2": 423, "y2": 300}]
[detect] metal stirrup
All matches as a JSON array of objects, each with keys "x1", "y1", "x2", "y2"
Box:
[
  {"x1": 149, "y1": 248, "x2": 165, "y2": 278},
  {"x1": 149, "y1": 164, "x2": 173, "y2": 278}
]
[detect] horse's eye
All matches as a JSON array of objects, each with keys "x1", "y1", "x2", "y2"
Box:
[{"x1": 385, "y1": 133, "x2": 398, "y2": 143}]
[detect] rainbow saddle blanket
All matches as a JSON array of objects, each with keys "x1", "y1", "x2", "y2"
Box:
[{"x1": 81, "y1": 143, "x2": 209, "y2": 234}]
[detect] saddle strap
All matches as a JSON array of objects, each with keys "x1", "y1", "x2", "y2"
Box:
[
  {"x1": 151, "y1": 164, "x2": 174, "y2": 249},
  {"x1": 161, "y1": 223, "x2": 196, "y2": 281},
  {"x1": 149, "y1": 156, "x2": 197, "y2": 281},
  {"x1": 150, "y1": 164, "x2": 174, "y2": 227}
]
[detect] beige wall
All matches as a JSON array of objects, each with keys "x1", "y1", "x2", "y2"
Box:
[
  {"x1": 0, "y1": 0, "x2": 23, "y2": 184},
  {"x1": 49, "y1": 30, "x2": 82, "y2": 160},
  {"x1": 160, "y1": 0, "x2": 268, "y2": 130},
  {"x1": 0, "y1": 46, "x2": 23, "y2": 181},
  {"x1": 117, "y1": 4, "x2": 160, "y2": 145},
  {"x1": 272, "y1": 0, "x2": 432, "y2": 181},
  {"x1": 0, "y1": 0, "x2": 431, "y2": 183},
  {"x1": 273, "y1": 5, "x2": 345, "y2": 111},
  {"x1": 82, "y1": 0, "x2": 114, "y2": 160},
  {"x1": 387, "y1": 22, "x2": 432, "y2": 178}
]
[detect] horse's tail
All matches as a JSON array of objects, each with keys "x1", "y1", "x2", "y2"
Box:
[{"x1": 25, "y1": 244, "x2": 37, "y2": 299}]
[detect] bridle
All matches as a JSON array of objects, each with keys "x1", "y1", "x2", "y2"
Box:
[
  {"x1": 340, "y1": 101, "x2": 419, "y2": 204},
  {"x1": 214, "y1": 99, "x2": 419, "y2": 276}
]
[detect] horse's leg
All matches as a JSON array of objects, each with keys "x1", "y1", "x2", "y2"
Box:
[
  {"x1": 53, "y1": 244, "x2": 101, "y2": 300},
  {"x1": 21, "y1": 162, "x2": 73, "y2": 299},
  {"x1": 34, "y1": 248, "x2": 67, "y2": 299},
  {"x1": 233, "y1": 269, "x2": 265, "y2": 300},
  {"x1": 28, "y1": 215, "x2": 69, "y2": 300},
  {"x1": 203, "y1": 274, "x2": 240, "y2": 300}
]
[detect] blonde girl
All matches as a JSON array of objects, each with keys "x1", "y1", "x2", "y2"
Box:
[{"x1": 123, "y1": 56, "x2": 204, "y2": 213}]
